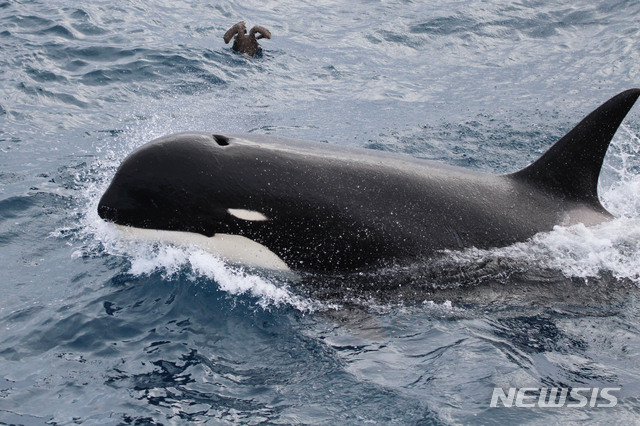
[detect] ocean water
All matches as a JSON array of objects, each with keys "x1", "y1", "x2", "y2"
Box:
[{"x1": 2, "y1": 0, "x2": 640, "y2": 424}]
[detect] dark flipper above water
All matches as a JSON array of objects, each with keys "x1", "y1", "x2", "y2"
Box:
[
  {"x1": 512, "y1": 88, "x2": 640, "y2": 207},
  {"x1": 98, "y1": 89, "x2": 640, "y2": 273}
]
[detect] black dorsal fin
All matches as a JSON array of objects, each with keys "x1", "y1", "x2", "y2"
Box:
[{"x1": 511, "y1": 88, "x2": 640, "y2": 204}]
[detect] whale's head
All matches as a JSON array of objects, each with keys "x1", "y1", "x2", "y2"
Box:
[{"x1": 98, "y1": 133, "x2": 236, "y2": 236}]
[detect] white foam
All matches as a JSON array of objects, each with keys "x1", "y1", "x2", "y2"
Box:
[
  {"x1": 439, "y1": 124, "x2": 640, "y2": 285},
  {"x1": 95, "y1": 221, "x2": 319, "y2": 311},
  {"x1": 519, "y1": 220, "x2": 640, "y2": 282},
  {"x1": 600, "y1": 123, "x2": 640, "y2": 218}
]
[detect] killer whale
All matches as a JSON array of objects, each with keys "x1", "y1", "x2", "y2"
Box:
[{"x1": 98, "y1": 89, "x2": 640, "y2": 273}]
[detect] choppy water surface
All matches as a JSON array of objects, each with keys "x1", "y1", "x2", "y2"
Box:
[{"x1": 2, "y1": 0, "x2": 640, "y2": 424}]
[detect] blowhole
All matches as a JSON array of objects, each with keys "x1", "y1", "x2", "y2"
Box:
[{"x1": 213, "y1": 134, "x2": 230, "y2": 146}]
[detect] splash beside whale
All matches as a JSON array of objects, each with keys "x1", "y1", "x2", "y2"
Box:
[{"x1": 98, "y1": 89, "x2": 640, "y2": 273}]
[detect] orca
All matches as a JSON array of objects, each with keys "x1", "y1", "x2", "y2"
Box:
[{"x1": 98, "y1": 89, "x2": 640, "y2": 273}]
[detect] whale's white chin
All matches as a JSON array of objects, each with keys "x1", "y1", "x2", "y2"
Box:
[{"x1": 114, "y1": 225, "x2": 290, "y2": 272}]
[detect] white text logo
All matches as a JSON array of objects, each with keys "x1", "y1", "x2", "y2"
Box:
[{"x1": 490, "y1": 387, "x2": 620, "y2": 408}]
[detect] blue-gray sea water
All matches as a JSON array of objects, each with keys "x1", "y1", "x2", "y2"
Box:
[{"x1": 2, "y1": 0, "x2": 640, "y2": 424}]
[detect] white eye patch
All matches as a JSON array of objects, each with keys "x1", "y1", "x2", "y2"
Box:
[{"x1": 227, "y1": 209, "x2": 268, "y2": 221}]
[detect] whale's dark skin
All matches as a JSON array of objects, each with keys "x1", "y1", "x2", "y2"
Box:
[{"x1": 98, "y1": 89, "x2": 640, "y2": 273}]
